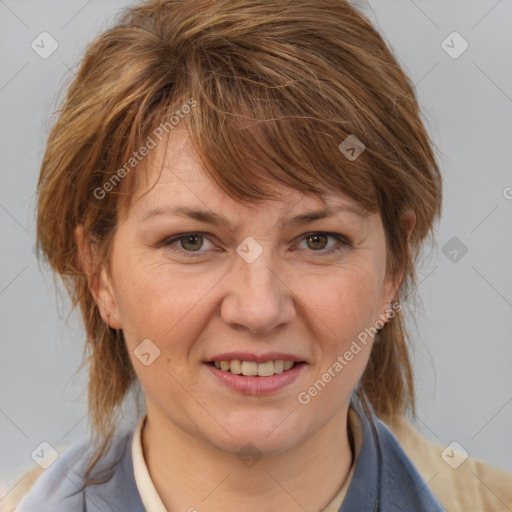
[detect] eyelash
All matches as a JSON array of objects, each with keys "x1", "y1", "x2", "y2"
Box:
[{"x1": 159, "y1": 231, "x2": 352, "y2": 258}]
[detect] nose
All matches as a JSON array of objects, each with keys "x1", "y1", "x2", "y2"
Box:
[{"x1": 220, "y1": 250, "x2": 296, "y2": 334}]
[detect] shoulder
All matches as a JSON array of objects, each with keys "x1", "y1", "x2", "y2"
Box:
[
  {"x1": 2, "y1": 436, "x2": 94, "y2": 512},
  {"x1": 5, "y1": 430, "x2": 134, "y2": 512},
  {"x1": 1, "y1": 466, "x2": 44, "y2": 512},
  {"x1": 382, "y1": 414, "x2": 512, "y2": 512}
]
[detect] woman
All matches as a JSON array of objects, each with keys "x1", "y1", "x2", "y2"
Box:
[{"x1": 7, "y1": 0, "x2": 512, "y2": 511}]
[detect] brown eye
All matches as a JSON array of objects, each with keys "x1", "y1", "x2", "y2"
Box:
[
  {"x1": 296, "y1": 232, "x2": 351, "y2": 256},
  {"x1": 305, "y1": 234, "x2": 328, "y2": 250},
  {"x1": 160, "y1": 232, "x2": 218, "y2": 258},
  {"x1": 179, "y1": 234, "x2": 204, "y2": 251}
]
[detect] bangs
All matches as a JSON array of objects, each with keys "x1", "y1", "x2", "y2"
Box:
[
  {"x1": 121, "y1": 43, "x2": 380, "y2": 216},
  {"x1": 189, "y1": 86, "x2": 379, "y2": 212}
]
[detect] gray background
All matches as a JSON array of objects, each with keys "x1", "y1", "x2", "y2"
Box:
[{"x1": 1, "y1": 0, "x2": 511, "y2": 501}]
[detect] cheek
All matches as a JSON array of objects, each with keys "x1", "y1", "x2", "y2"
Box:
[
  {"x1": 296, "y1": 261, "x2": 384, "y2": 342},
  {"x1": 112, "y1": 259, "x2": 219, "y2": 350},
  {"x1": 112, "y1": 262, "x2": 209, "y2": 398},
  {"x1": 295, "y1": 268, "x2": 380, "y2": 413}
]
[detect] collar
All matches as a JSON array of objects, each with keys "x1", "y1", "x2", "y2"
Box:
[
  {"x1": 131, "y1": 414, "x2": 167, "y2": 511},
  {"x1": 338, "y1": 394, "x2": 445, "y2": 512}
]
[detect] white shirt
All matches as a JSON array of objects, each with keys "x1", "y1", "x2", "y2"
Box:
[{"x1": 132, "y1": 415, "x2": 168, "y2": 512}]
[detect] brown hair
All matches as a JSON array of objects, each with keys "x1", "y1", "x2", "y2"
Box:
[{"x1": 36, "y1": 0, "x2": 442, "y2": 486}]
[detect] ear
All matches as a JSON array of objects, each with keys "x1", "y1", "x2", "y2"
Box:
[
  {"x1": 402, "y1": 209, "x2": 416, "y2": 243},
  {"x1": 74, "y1": 225, "x2": 122, "y2": 329},
  {"x1": 381, "y1": 210, "x2": 417, "y2": 310}
]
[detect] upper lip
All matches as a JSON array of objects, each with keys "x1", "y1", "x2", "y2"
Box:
[{"x1": 206, "y1": 352, "x2": 306, "y2": 363}]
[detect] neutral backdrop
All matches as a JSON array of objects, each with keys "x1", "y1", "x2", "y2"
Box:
[{"x1": 1, "y1": 0, "x2": 511, "y2": 501}]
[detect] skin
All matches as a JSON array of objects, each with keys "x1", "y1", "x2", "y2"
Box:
[{"x1": 77, "y1": 131, "x2": 414, "y2": 512}]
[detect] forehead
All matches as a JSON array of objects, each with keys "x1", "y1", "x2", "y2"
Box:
[{"x1": 126, "y1": 130, "x2": 370, "y2": 222}]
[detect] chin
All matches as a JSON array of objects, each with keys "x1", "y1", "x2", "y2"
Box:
[
  {"x1": 203, "y1": 412, "x2": 307, "y2": 457},
  {"x1": 209, "y1": 431, "x2": 302, "y2": 459}
]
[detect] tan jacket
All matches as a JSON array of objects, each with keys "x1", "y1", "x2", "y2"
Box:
[
  {"x1": 383, "y1": 414, "x2": 512, "y2": 512},
  {"x1": 2, "y1": 416, "x2": 511, "y2": 512}
]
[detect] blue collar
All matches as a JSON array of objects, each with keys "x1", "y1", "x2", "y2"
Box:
[{"x1": 339, "y1": 395, "x2": 445, "y2": 511}]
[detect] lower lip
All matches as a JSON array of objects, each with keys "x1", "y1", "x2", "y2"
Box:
[{"x1": 205, "y1": 363, "x2": 306, "y2": 395}]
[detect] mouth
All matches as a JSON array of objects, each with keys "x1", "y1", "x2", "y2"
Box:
[
  {"x1": 205, "y1": 359, "x2": 306, "y2": 395},
  {"x1": 207, "y1": 359, "x2": 304, "y2": 377}
]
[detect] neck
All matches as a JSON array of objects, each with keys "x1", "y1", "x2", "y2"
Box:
[{"x1": 141, "y1": 404, "x2": 353, "y2": 512}]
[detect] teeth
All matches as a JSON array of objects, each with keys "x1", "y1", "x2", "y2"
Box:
[
  {"x1": 212, "y1": 359, "x2": 296, "y2": 376},
  {"x1": 230, "y1": 360, "x2": 242, "y2": 374},
  {"x1": 241, "y1": 361, "x2": 258, "y2": 376},
  {"x1": 274, "y1": 360, "x2": 284, "y2": 373},
  {"x1": 257, "y1": 361, "x2": 274, "y2": 377}
]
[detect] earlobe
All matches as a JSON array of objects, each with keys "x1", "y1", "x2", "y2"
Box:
[
  {"x1": 96, "y1": 266, "x2": 122, "y2": 329},
  {"x1": 73, "y1": 225, "x2": 122, "y2": 330},
  {"x1": 381, "y1": 210, "x2": 416, "y2": 313}
]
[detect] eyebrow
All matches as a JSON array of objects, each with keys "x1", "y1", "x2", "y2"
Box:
[{"x1": 141, "y1": 203, "x2": 367, "y2": 229}]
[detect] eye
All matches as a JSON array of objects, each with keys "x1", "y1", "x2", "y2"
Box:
[
  {"x1": 161, "y1": 232, "x2": 215, "y2": 256},
  {"x1": 159, "y1": 231, "x2": 351, "y2": 258},
  {"x1": 296, "y1": 232, "x2": 351, "y2": 255}
]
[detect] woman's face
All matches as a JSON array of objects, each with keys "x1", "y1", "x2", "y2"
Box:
[{"x1": 98, "y1": 132, "x2": 399, "y2": 455}]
